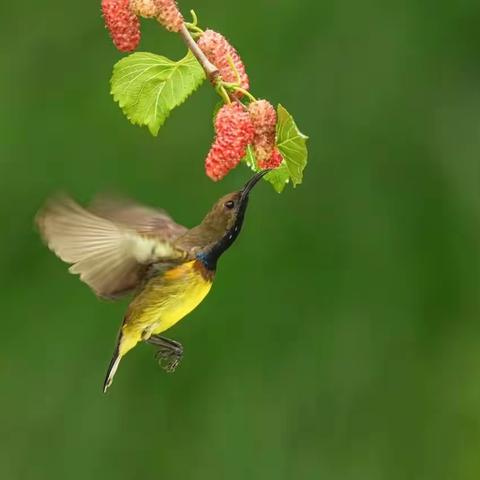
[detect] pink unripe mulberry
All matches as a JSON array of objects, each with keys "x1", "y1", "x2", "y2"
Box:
[
  {"x1": 248, "y1": 100, "x2": 283, "y2": 169},
  {"x1": 198, "y1": 30, "x2": 249, "y2": 95},
  {"x1": 206, "y1": 103, "x2": 255, "y2": 181},
  {"x1": 102, "y1": 0, "x2": 141, "y2": 52},
  {"x1": 130, "y1": 0, "x2": 158, "y2": 17},
  {"x1": 154, "y1": 0, "x2": 184, "y2": 32}
]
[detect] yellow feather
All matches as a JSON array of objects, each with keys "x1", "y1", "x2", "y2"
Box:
[{"x1": 118, "y1": 260, "x2": 212, "y2": 357}]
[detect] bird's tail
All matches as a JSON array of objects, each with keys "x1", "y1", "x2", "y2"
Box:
[
  {"x1": 103, "y1": 349, "x2": 122, "y2": 393},
  {"x1": 103, "y1": 322, "x2": 125, "y2": 393},
  {"x1": 103, "y1": 318, "x2": 141, "y2": 393}
]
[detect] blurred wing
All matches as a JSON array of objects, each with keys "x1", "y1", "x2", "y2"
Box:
[
  {"x1": 36, "y1": 195, "x2": 186, "y2": 299},
  {"x1": 89, "y1": 194, "x2": 188, "y2": 240}
]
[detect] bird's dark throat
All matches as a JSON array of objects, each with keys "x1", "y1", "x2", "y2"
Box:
[
  {"x1": 195, "y1": 170, "x2": 270, "y2": 272},
  {"x1": 196, "y1": 197, "x2": 249, "y2": 271}
]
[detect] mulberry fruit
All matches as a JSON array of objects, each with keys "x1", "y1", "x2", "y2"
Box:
[
  {"x1": 154, "y1": 0, "x2": 184, "y2": 32},
  {"x1": 101, "y1": 0, "x2": 141, "y2": 52},
  {"x1": 206, "y1": 103, "x2": 255, "y2": 181},
  {"x1": 259, "y1": 148, "x2": 283, "y2": 169},
  {"x1": 129, "y1": 0, "x2": 158, "y2": 17},
  {"x1": 248, "y1": 100, "x2": 282, "y2": 169},
  {"x1": 198, "y1": 30, "x2": 249, "y2": 95}
]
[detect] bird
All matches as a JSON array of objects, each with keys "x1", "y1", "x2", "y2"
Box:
[{"x1": 36, "y1": 170, "x2": 270, "y2": 392}]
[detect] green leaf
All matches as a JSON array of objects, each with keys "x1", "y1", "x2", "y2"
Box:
[
  {"x1": 111, "y1": 50, "x2": 206, "y2": 136},
  {"x1": 276, "y1": 104, "x2": 308, "y2": 187},
  {"x1": 264, "y1": 163, "x2": 291, "y2": 193}
]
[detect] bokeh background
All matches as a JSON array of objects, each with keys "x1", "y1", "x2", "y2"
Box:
[{"x1": 1, "y1": 0, "x2": 480, "y2": 479}]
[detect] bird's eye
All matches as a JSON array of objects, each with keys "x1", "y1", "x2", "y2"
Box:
[{"x1": 224, "y1": 200, "x2": 235, "y2": 209}]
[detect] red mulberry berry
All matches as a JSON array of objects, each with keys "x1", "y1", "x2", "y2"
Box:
[
  {"x1": 102, "y1": 0, "x2": 141, "y2": 52},
  {"x1": 259, "y1": 148, "x2": 283, "y2": 169},
  {"x1": 206, "y1": 103, "x2": 255, "y2": 181},
  {"x1": 154, "y1": 0, "x2": 184, "y2": 32},
  {"x1": 198, "y1": 30, "x2": 249, "y2": 95},
  {"x1": 248, "y1": 100, "x2": 282, "y2": 168}
]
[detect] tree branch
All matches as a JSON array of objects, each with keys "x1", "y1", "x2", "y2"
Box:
[{"x1": 179, "y1": 24, "x2": 219, "y2": 83}]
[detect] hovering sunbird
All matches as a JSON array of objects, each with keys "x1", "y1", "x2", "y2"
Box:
[{"x1": 36, "y1": 170, "x2": 270, "y2": 392}]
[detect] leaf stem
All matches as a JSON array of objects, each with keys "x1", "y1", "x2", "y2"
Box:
[
  {"x1": 185, "y1": 23, "x2": 203, "y2": 34},
  {"x1": 222, "y1": 82, "x2": 257, "y2": 102},
  {"x1": 217, "y1": 84, "x2": 231, "y2": 104},
  {"x1": 226, "y1": 54, "x2": 242, "y2": 85},
  {"x1": 233, "y1": 87, "x2": 256, "y2": 102},
  {"x1": 189, "y1": 9, "x2": 199, "y2": 27}
]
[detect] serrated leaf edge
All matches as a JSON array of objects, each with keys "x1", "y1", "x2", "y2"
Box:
[{"x1": 276, "y1": 104, "x2": 308, "y2": 187}]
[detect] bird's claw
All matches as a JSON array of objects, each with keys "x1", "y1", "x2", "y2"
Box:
[
  {"x1": 147, "y1": 335, "x2": 183, "y2": 373},
  {"x1": 154, "y1": 346, "x2": 183, "y2": 373}
]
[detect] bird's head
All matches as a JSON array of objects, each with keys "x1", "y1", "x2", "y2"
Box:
[{"x1": 176, "y1": 170, "x2": 270, "y2": 270}]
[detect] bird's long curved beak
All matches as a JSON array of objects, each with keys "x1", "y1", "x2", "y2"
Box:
[{"x1": 240, "y1": 170, "x2": 271, "y2": 200}]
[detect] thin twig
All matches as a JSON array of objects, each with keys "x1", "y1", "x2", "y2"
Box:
[{"x1": 179, "y1": 23, "x2": 219, "y2": 83}]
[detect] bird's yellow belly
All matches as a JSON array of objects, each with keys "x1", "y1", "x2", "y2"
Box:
[
  {"x1": 150, "y1": 273, "x2": 212, "y2": 334},
  {"x1": 119, "y1": 261, "x2": 213, "y2": 356}
]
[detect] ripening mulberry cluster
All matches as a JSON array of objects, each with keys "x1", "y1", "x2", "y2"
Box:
[
  {"x1": 102, "y1": 0, "x2": 183, "y2": 51},
  {"x1": 205, "y1": 100, "x2": 284, "y2": 180},
  {"x1": 197, "y1": 30, "x2": 249, "y2": 95},
  {"x1": 248, "y1": 100, "x2": 283, "y2": 169},
  {"x1": 101, "y1": 0, "x2": 141, "y2": 52},
  {"x1": 205, "y1": 103, "x2": 255, "y2": 181}
]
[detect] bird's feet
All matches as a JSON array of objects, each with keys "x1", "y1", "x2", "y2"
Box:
[{"x1": 146, "y1": 335, "x2": 183, "y2": 373}]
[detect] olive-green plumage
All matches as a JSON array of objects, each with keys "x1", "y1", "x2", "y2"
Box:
[{"x1": 36, "y1": 171, "x2": 269, "y2": 392}]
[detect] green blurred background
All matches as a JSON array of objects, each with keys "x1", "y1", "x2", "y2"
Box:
[{"x1": 1, "y1": 0, "x2": 480, "y2": 478}]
